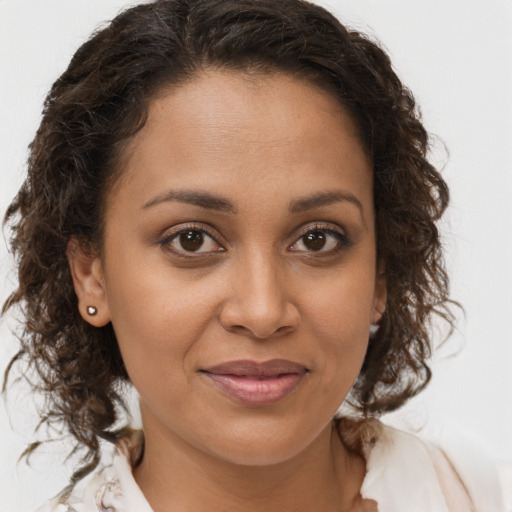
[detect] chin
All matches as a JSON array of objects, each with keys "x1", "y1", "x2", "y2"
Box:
[
  {"x1": 214, "y1": 444, "x2": 305, "y2": 467},
  {"x1": 199, "y1": 417, "x2": 330, "y2": 467}
]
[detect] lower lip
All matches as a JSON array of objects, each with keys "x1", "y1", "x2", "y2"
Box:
[{"x1": 202, "y1": 372, "x2": 305, "y2": 406}]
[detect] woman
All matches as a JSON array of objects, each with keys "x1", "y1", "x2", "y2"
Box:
[{"x1": 1, "y1": 0, "x2": 507, "y2": 510}]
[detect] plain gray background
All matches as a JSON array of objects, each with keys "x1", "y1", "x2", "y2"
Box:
[{"x1": 1, "y1": 0, "x2": 511, "y2": 510}]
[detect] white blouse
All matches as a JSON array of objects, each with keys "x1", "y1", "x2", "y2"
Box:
[{"x1": 36, "y1": 422, "x2": 507, "y2": 512}]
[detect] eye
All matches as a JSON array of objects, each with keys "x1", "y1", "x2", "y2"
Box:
[
  {"x1": 160, "y1": 227, "x2": 225, "y2": 256},
  {"x1": 289, "y1": 226, "x2": 350, "y2": 254}
]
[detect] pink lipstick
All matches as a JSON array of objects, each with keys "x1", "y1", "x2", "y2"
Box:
[{"x1": 201, "y1": 359, "x2": 307, "y2": 406}]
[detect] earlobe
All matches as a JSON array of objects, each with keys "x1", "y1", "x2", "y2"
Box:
[
  {"x1": 372, "y1": 268, "x2": 387, "y2": 324},
  {"x1": 67, "y1": 238, "x2": 111, "y2": 327}
]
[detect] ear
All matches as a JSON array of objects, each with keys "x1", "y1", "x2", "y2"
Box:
[
  {"x1": 67, "y1": 238, "x2": 111, "y2": 327},
  {"x1": 371, "y1": 263, "x2": 387, "y2": 324}
]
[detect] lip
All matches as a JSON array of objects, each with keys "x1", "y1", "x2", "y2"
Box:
[{"x1": 200, "y1": 359, "x2": 308, "y2": 406}]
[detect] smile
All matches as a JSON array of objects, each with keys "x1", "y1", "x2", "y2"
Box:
[{"x1": 200, "y1": 359, "x2": 308, "y2": 406}]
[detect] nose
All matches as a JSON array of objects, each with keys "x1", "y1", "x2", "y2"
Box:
[{"x1": 219, "y1": 252, "x2": 300, "y2": 340}]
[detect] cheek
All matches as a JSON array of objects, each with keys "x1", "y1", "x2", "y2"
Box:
[
  {"x1": 306, "y1": 266, "x2": 376, "y2": 332},
  {"x1": 303, "y1": 269, "x2": 375, "y2": 384},
  {"x1": 104, "y1": 263, "x2": 223, "y2": 382}
]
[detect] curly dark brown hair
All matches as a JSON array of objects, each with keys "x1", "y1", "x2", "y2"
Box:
[{"x1": 3, "y1": 0, "x2": 454, "y2": 483}]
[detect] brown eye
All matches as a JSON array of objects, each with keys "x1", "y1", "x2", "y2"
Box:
[
  {"x1": 180, "y1": 230, "x2": 204, "y2": 252},
  {"x1": 289, "y1": 226, "x2": 349, "y2": 254},
  {"x1": 303, "y1": 230, "x2": 326, "y2": 251},
  {"x1": 160, "y1": 226, "x2": 224, "y2": 256}
]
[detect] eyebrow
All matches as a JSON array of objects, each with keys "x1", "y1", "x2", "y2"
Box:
[
  {"x1": 289, "y1": 190, "x2": 364, "y2": 216},
  {"x1": 141, "y1": 188, "x2": 364, "y2": 217},
  {"x1": 141, "y1": 189, "x2": 238, "y2": 214}
]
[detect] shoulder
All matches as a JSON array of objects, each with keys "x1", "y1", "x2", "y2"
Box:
[
  {"x1": 33, "y1": 431, "x2": 152, "y2": 512},
  {"x1": 33, "y1": 464, "x2": 124, "y2": 512},
  {"x1": 357, "y1": 420, "x2": 506, "y2": 512}
]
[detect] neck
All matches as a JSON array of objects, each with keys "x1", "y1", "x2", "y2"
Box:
[{"x1": 134, "y1": 419, "x2": 366, "y2": 512}]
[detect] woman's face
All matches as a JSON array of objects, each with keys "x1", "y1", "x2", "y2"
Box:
[{"x1": 76, "y1": 71, "x2": 386, "y2": 466}]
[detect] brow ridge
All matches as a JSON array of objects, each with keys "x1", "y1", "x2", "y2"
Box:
[
  {"x1": 289, "y1": 191, "x2": 363, "y2": 215},
  {"x1": 142, "y1": 188, "x2": 363, "y2": 217},
  {"x1": 142, "y1": 189, "x2": 237, "y2": 214}
]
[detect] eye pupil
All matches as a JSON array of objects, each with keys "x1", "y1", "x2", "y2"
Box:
[
  {"x1": 304, "y1": 231, "x2": 326, "y2": 251},
  {"x1": 180, "y1": 230, "x2": 204, "y2": 251}
]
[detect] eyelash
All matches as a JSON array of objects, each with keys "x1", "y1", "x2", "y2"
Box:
[
  {"x1": 158, "y1": 222, "x2": 351, "y2": 258},
  {"x1": 158, "y1": 223, "x2": 224, "y2": 258},
  {"x1": 289, "y1": 224, "x2": 352, "y2": 255}
]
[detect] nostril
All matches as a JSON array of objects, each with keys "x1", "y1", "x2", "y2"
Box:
[
  {"x1": 226, "y1": 323, "x2": 294, "y2": 339},
  {"x1": 228, "y1": 325, "x2": 249, "y2": 334},
  {"x1": 219, "y1": 299, "x2": 300, "y2": 339}
]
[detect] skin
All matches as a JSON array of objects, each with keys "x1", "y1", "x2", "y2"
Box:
[{"x1": 69, "y1": 70, "x2": 386, "y2": 512}]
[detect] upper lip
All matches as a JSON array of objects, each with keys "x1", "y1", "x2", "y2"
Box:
[{"x1": 202, "y1": 359, "x2": 308, "y2": 377}]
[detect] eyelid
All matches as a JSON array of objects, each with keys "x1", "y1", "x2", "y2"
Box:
[
  {"x1": 157, "y1": 221, "x2": 350, "y2": 258},
  {"x1": 288, "y1": 222, "x2": 351, "y2": 252},
  {"x1": 158, "y1": 222, "x2": 226, "y2": 256},
  {"x1": 293, "y1": 222, "x2": 346, "y2": 238}
]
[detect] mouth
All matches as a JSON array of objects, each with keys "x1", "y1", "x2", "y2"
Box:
[{"x1": 200, "y1": 359, "x2": 308, "y2": 406}]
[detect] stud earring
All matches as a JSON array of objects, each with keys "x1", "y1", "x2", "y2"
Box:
[
  {"x1": 87, "y1": 305, "x2": 98, "y2": 316},
  {"x1": 369, "y1": 323, "x2": 380, "y2": 338}
]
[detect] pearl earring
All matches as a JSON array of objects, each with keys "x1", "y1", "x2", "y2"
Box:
[
  {"x1": 87, "y1": 305, "x2": 98, "y2": 316},
  {"x1": 369, "y1": 323, "x2": 380, "y2": 337}
]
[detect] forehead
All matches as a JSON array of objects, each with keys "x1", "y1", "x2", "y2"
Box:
[
  {"x1": 112, "y1": 70, "x2": 373, "y2": 216},
  {"x1": 122, "y1": 70, "x2": 366, "y2": 153}
]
